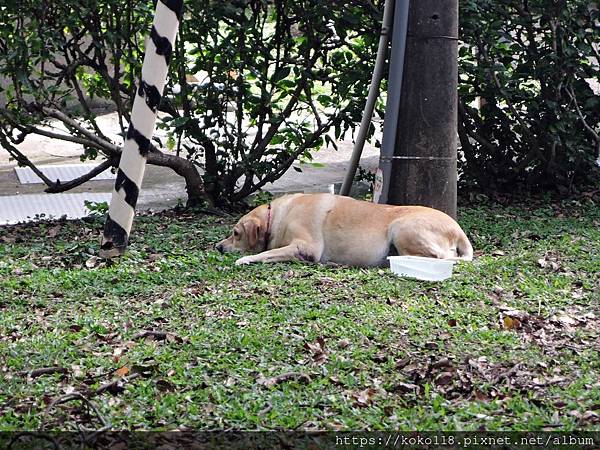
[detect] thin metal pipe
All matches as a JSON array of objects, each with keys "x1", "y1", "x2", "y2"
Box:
[
  {"x1": 339, "y1": 0, "x2": 395, "y2": 197},
  {"x1": 375, "y1": 0, "x2": 410, "y2": 204}
]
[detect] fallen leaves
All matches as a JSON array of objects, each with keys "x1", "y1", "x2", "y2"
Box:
[
  {"x1": 85, "y1": 255, "x2": 101, "y2": 269},
  {"x1": 502, "y1": 315, "x2": 521, "y2": 329},
  {"x1": 304, "y1": 337, "x2": 328, "y2": 365},
  {"x1": 549, "y1": 313, "x2": 578, "y2": 327},
  {"x1": 282, "y1": 269, "x2": 295, "y2": 280},
  {"x1": 396, "y1": 355, "x2": 467, "y2": 398},
  {"x1": 112, "y1": 347, "x2": 126, "y2": 363},
  {"x1": 500, "y1": 307, "x2": 530, "y2": 330},
  {"x1": 155, "y1": 378, "x2": 175, "y2": 392},
  {"x1": 71, "y1": 365, "x2": 85, "y2": 379},
  {"x1": 131, "y1": 330, "x2": 183, "y2": 344},
  {"x1": 2, "y1": 205, "x2": 599, "y2": 430},
  {"x1": 16, "y1": 366, "x2": 68, "y2": 378},
  {"x1": 350, "y1": 388, "x2": 377, "y2": 407},
  {"x1": 581, "y1": 411, "x2": 600, "y2": 424},
  {"x1": 0, "y1": 233, "x2": 16, "y2": 244},
  {"x1": 372, "y1": 352, "x2": 388, "y2": 363},
  {"x1": 47, "y1": 225, "x2": 61, "y2": 238},
  {"x1": 498, "y1": 304, "x2": 597, "y2": 339},
  {"x1": 257, "y1": 372, "x2": 312, "y2": 388},
  {"x1": 95, "y1": 373, "x2": 141, "y2": 396},
  {"x1": 115, "y1": 366, "x2": 130, "y2": 377},
  {"x1": 393, "y1": 382, "x2": 419, "y2": 394},
  {"x1": 537, "y1": 251, "x2": 562, "y2": 271},
  {"x1": 434, "y1": 371, "x2": 455, "y2": 386},
  {"x1": 338, "y1": 338, "x2": 350, "y2": 349}
]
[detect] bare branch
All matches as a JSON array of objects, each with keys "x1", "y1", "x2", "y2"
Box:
[
  {"x1": 60, "y1": 48, "x2": 109, "y2": 142},
  {"x1": 16, "y1": 366, "x2": 68, "y2": 378},
  {"x1": 131, "y1": 330, "x2": 181, "y2": 341},
  {"x1": 250, "y1": 51, "x2": 320, "y2": 153},
  {"x1": 41, "y1": 107, "x2": 120, "y2": 155},
  {"x1": 42, "y1": 392, "x2": 111, "y2": 437},
  {"x1": 478, "y1": 42, "x2": 540, "y2": 154},
  {"x1": 565, "y1": 85, "x2": 600, "y2": 157},
  {"x1": 0, "y1": 132, "x2": 56, "y2": 186},
  {"x1": 0, "y1": 126, "x2": 117, "y2": 192},
  {"x1": 45, "y1": 158, "x2": 117, "y2": 193},
  {"x1": 235, "y1": 118, "x2": 334, "y2": 199},
  {"x1": 23, "y1": 125, "x2": 113, "y2": 152},
  {"x1": 95, "y1": 373, "x2": 141, "y2": 396},
  {"x1": 305, "y1": 85, "x2": 323, "y2": 129}
]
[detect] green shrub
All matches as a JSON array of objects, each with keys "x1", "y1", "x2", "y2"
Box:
[
  {"x1": 0, "y1": 0, "x2": 381, "y2": 206},
  {"x1": 459, "y1": 0, "x2": 600, "y2": 192},
  {"x1": 0, "y1": 0, "x2": 598, "y2": 205}
]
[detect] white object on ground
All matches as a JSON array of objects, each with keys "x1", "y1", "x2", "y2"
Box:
[
  {"x1": 388, "y1": 255, "x2": 456, "y2": 281},
  {"x1": 15, "y1": 164, "x2": 115, "y2": 184},
  {"x1": 0, "y1": 192, "x2": 111, "y2": 225}
]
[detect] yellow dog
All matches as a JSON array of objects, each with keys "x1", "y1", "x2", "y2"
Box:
[{"x1": 216, "y1": 193, "x2": 473, "y2": 266}]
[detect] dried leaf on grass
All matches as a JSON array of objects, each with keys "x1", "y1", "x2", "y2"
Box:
[
  {"x1": 115, "y1": 366, "x2": 130, "y2": 377},
  {"x1": 338, "y1": 338, "x2": 350, "y2": 349},
  {"x1": 112, "y1": 347, "x2": 126, "y2": 363},
  {"x1": 304, "y1": 336, "x2": 328, "y2": 365},
  {"x1": 257, "y1": 372, "x2": 312, "y2": 388},
  {"x1": 537, "y1": 252, "x2": 562, "y2": 271},
  {"x1": 350, "y1": 388, "x2": 377, "y2": 407},
  {"x1": 503, "y1": 316, "x2": 522, "y2": 330}
]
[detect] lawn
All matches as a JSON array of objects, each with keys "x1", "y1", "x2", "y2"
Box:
[{"x1": 1, "y1": 196, "x2": 599, "y2": 433}]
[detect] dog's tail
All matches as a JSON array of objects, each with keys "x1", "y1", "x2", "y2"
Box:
[{"x1": 454, "y1": 232, "x2": 474, "y2": 261}]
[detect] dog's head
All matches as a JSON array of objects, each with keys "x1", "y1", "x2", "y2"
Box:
[{"x1": 216, "y1": 205, "x2": 269, "y2": 255}]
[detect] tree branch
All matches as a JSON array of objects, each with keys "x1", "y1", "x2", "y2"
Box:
[
  {"x1": 249, "y1": 51, "x2": 320, "y2": 154},
  {"x1": 478, "y1": 43, "x2": 540, "y2": 155},
  {"x1": 45, "y1": 158, "x2": 117, "y2": 193},
  {"x1": 565, "y1": 85, "x2": 600, "y2": 158},
  {"x1": 0, "y1": 131, "x2": 56, "y2": 186},
  {"x1": 40, "y1": 107, "x2": 120, "y2": 155},
  {"x1": 457, "y1": 99, "x2": 498, "y2": 154},
  {"x1": 3, "y1": 107, "x2": 208, "y2": 205},
  {"x1": 234, "y1": 118, "x2": 335, "y2": 200},
  {"x1": 23, "y1": 125, "x2": 113, "y2": 151}
]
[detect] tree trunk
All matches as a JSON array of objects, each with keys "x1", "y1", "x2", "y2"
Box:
[
  {"x1": 147, "y1": 151, "x2": 209, "y2": 207},
  {"x1": 388, "y1": 0, "x2": 458, "y2": 218}
]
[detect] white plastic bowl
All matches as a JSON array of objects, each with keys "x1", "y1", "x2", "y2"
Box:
[{"x1": 388, "y1": 256, "x2": 455, "y2": 281}]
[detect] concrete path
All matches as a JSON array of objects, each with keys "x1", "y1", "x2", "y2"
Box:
[{"x1": 0, "y1": 112, "x2": 380, "y2": 223}]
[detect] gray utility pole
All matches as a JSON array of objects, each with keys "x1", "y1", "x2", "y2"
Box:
[{"x1": 378, "y1": 0, "x2": 458, "y2": 218}]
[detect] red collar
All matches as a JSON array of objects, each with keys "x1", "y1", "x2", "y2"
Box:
[{"x1": 263, "y1": 203, "x2": 272, "y2": 252}]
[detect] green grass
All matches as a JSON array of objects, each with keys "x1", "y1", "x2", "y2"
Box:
[{"x1": 0, "y1": 199, "x2": 599, "y2": 431}]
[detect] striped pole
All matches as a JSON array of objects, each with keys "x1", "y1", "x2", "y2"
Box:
[{"x1": 100, "y1": 0, "x2": 183, "y2": 258}]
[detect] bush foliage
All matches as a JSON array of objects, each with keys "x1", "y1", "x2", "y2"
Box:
[
  {"x1": 0, "y1": 0, "x2": 382, "y2": 206},
  {"x1": 459, "y1": 0, "x2": 600, "y2": 191},
  {"x1": 0, "y1": 0, "x2": 598, "y2": 204}
]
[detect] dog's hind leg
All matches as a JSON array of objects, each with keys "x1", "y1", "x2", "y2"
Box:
[{"x1": 388, "y1": 220, "x2": 449, "y2": 259}]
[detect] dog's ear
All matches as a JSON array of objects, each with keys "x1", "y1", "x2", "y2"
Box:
[{"x1": 242, "y1": 219, "x2": 261, "y2": 250}]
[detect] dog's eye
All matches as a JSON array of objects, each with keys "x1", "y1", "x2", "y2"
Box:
[{"x1": 233, "y1": 230, "x2": 240, "y2": 238}]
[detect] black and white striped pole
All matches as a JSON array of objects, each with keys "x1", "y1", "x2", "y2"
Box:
[{"x1": 100, "y1": 0, "x2": 183, "y2": 258}]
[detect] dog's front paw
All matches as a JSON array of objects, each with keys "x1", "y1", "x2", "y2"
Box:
[{"x1": 235, "y1": 256, "x2": 254, "y2": 266}]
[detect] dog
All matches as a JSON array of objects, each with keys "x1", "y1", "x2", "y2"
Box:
[{"x1": 216, "y1": 193, "x2": 473, "y2": 266}]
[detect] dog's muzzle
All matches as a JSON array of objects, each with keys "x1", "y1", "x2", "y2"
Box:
[{"x1": 216, "y1": 242, "x2": 225, "y2": 254}]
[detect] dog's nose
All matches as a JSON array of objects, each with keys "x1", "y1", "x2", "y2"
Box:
[{"x1": 216, "y1": 243, "x2": 224, "y2": 254}]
